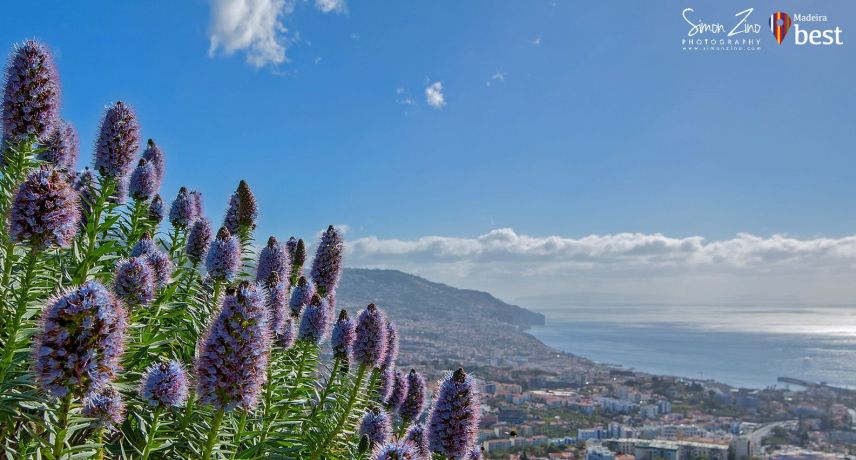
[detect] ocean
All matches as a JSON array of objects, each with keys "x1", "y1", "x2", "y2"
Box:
[{"x1": 527, "y1": 304, "x2": 856, "y2": 389}]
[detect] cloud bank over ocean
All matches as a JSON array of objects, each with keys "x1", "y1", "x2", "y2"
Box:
[{"x1": 346, "y1": 228, "x2": 856, "y2": 307}]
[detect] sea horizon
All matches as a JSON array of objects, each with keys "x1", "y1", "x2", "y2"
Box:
[{"x1": 528, "y1": 303, "x2": 856, "y2": 390}]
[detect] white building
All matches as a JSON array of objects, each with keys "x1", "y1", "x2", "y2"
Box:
[{"x1": 586, "y1": 445, "x2": 616, "y2": 460}]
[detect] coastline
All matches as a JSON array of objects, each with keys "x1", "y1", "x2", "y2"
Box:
[{"x1": 526, "y1": 316, "x2": 856, "y2": 391}]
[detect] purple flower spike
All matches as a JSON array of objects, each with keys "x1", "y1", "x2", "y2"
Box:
[
  {"x1": 377, "y1": 367, "x2": 394, "y2": 403},
  {"x1": 310, "y1": 225, "x2": 344, "y2": 297},
  {"x1": 298, "y1": 294, "x2": 332, "y2": 344},
  {"x1": 205, "y1": 226, "x2": 240, "y2": 282},
  {"x1": 141, "y1": 139, "x2": 165, "y2": 183},
  {"x1": 186, "y1": 217, "x2": 213, "y2": 264},
  {"x1": 34, "y1": 281, "x2": 128, "y2": 398},
  {"x1": 39, "y1": 120, "x2": 78, "y2": 171},
  {"x1": 265, "y1": 271, "x2": 289, "y2": 342},
  {"x1": 467, "y1": 448, "x2": 484, "y2": 460},
  {"x1": 256, "y1": 236, "x2": 291, "y2": 284},
  {"x1": 372, "y1": 441, "x2": 417, "y2": 460},
  {"x1": 288, "y1": 276, "x2": 314, "y2": 318},
  {"x1": 73, "y1": 168, "x2": 95, "y2": 223},
  {"x1": 113, "y1": 257, "x2": 154, "y2": 307},
  {"x1": 10, "y1": 165, "x2": 79, "y2": 249},
  {"x1": 387, "y1": 369, "x2": 409, "y2": 410},
  {"x1": 359, "y1": 407, "x2": 392, "y2": 447},
  {"x1": 93, "y1": 101, "x2": 140, "y2": 182},
  {"x1": 131, "y1": 232, "x2": 157, "y2": 258},
  {"x1": 169, "y1": 187, "x2": 197, "y2": 229},
  {"x1": 383, "y1": 322, "x2": 399, "y2": 370},
  {"x1": 331, "y1": 309, "x2": 355, "y2": 360},
  {"x1": 190, "y1": 190, "x2": 203, "y2": 217},
  {"x1": 82, "y1": 385, "x2": 125, "y2": 430},
  {"x1": 2, "y1": 40, "x2": 60, "y2": 142},
  {"x1": 196, "y1": 282, "x2": 271, "y2": 411},
  {"x1": 286, "y1": 238, "x2": 306, "y2": 285},
  {"x1": 427, "y1": 369, "x2": 481, "y2": 459},
  {"x1": 405, "y1": 425, "x2": 430, "y2": 459},
  {"x1": 353, "y1": 304, "x2": 388, "y2": 369},
  {"x1": 223, "y1": 180, "x2": 258, "y2": 236},
  {"x1": 146, "y1": 249, "x2": 173, "y2": 288},
  {"x1": 286, "y1": 237, "x2": 299, "y2": 260},
  {"x1": 279, "y1": 317, "x2": 296, "y2": 350},
  {"x1": 140, "y1": 360, "x2": 189, "y2": 408},
  {"x1": 128, "y1": 158, "x2": 160, "y2": 201},
  {"x1": 399, "y1": 369, "x2": 426, "y2": 422},
  {"x1": 148, "y1": 195, "x2": 164, "y2": 224}
]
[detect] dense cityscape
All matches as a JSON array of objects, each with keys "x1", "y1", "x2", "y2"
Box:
[
  {"x1": 408, "y1": 348, "x2": 856, "y2": 460},
  {"x1": 339, "y1": 269, "x2": 856, "y2": 460}
]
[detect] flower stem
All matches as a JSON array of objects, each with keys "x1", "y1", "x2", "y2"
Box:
[
  {"x1": 140, "y1": 406, "x2": 162, "y2": 460},
  {"x1": 0, "y1": 246, "x2": 39, "y2": 382},
  {"x1": 74, "y1": 176, "x2": 112, "y2": 284},
  {"x1": 127, "y1": 198, "x2": 148, "y2": 247},
  {"x1": 95, "y1": 428, "x2": 105, "y2": 460},
  {"x1": 230, "y1": 410, "x2": 247, "y2": 460},
  {"x1": 307, "y1": 355, "x2": 342, "y2": 421},
  {"x1": 201, "y1": 408, "x2": 225, "y2": 460},
  {"x1": 309, "y1": 364, "x2": 367, "y2": 460},
  {"x1": 51, "y1": 393, "x2": 73, "y2": 459}
]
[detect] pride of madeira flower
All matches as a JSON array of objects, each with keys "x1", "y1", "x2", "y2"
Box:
[
  {"x1": 34, "y1": 281, "x2": 128, "y2": 398},
  {"x1": 2, "y1": 40, "x2": 60, "y2": 143},
  {"x1": 10, "y1": 165, "x2": 79, "y2": 248},
  {"x1": 427, "y1": 368, "x2": 482, "y2": 459},
  {"x1": 196, "y1": 282, "x2": 271, "y2": 411}
]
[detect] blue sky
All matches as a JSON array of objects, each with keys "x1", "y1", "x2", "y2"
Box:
[{"x1": 3, "y1": 1, "x2": 856, "y2": 305}]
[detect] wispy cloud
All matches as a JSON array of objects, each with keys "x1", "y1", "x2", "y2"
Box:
[
  {"x1": 395, "y1": 87, "x2": 416, "y2": 107},
  {"x1": 486, "y1": 71, "x2": 506, "y2": 87},
  {"x1": 425, "y1": 81, "x2": 446, "y2": 109},
  {"x1": 346, "y1": 228, "x2": 856, "y2": 306},
  {"x1": 208, "y1": 0, "x2": 294, "y2": 68},
  {"x1": 315, "y1": 0, "x2": 346, "y2": 14},
  {"x1": 531, "y1": 36, "x2": 542, "y2": 45}
]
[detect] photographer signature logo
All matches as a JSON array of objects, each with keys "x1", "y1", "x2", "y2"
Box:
[
  {"x1": 681, "y1": 7, "x2": 762, "y2": 52},
  {"x1": 681, "y1": 7, "x2": 844, "y2": 52},
  {"x1": 769, "y1": 12, "x2": 792, "y2": 44}
]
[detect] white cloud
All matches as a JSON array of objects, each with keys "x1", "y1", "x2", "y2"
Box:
[
  {"x1": 346, "y1": 228, "x2": 856, "y2": 306},
  {"x1": 531, "y1": 36, "x2": 542, "y2": 45},
  {"x1": 208, "y1": 0, "x2": 293, "y2": 68},
  {"x1": 486, "y1": 71, "x2": 506, "y2": 87},
  {"x1": 315, "y1": 0, "x2": 346, "y2": 14},
  {"x1": 425, "y1": 81, "x2": 446, "y2": 109}
]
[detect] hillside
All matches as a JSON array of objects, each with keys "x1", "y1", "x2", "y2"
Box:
[{"x1": 336, "y1": 268, "x2": 554, "y2": 368}]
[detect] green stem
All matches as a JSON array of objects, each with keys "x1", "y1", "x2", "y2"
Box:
[
  {"x1": 307, "y1": 355, "x2": 342, "y2": 421},
  {"x1": 230, "y1": 410, "x2": 247, "y2": 460},
  {"x1": 0, "y1": 246, "x2": 39, "y2": 382},
  {"x1": 210, "y1": 279, "x2": 223, "y2": 315},
  {"x1": 257, "y1": 366, "x2": 275, "y2": 446},
  {"x1": 0, "y1": 238, "x2": 16, "y2": 312},
  {"x1": 201, "y1": 408, "x2": 225, "y2": 460},
  {"x1": 75, "y1": 177, "x2": 111, "y2": 284},
  {"x1": 282, "y1": 341, "x2": 314, "y2": 404},
  {"x1": 309, "y1": 364, "x2": 368, "y2": 460},
  {"x1": 95, "y1": 428, "x2": 105, "y2": 460},
  {"x1": 140, "y1": 406, "x2": 162, "y2": 460},
  {"x1": 52, "y1": 393, "x2": 73, "y2": 459},
  {"x1": 127, "y1": 198, "x2": 148, "y2": 248},
  {"x1": 178, "y1": 395, "x2": 196, "y2": 432}
]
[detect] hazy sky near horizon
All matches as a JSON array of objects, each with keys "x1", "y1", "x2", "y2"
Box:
[{"x1": 2, "y1": 1, "x2": 856, "y2": 309}]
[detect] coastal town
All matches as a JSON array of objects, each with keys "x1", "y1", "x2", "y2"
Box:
[
  {"x1": 338, "y1": 268, "x2": 856, "y2": 460},
  {"x1": 408, "y1": 353, "x2": 856, "y2": 460}
]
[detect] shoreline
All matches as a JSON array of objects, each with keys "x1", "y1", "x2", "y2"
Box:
[{"x1": 526, "y1": 317, "x2": 856, "y2": 391}]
